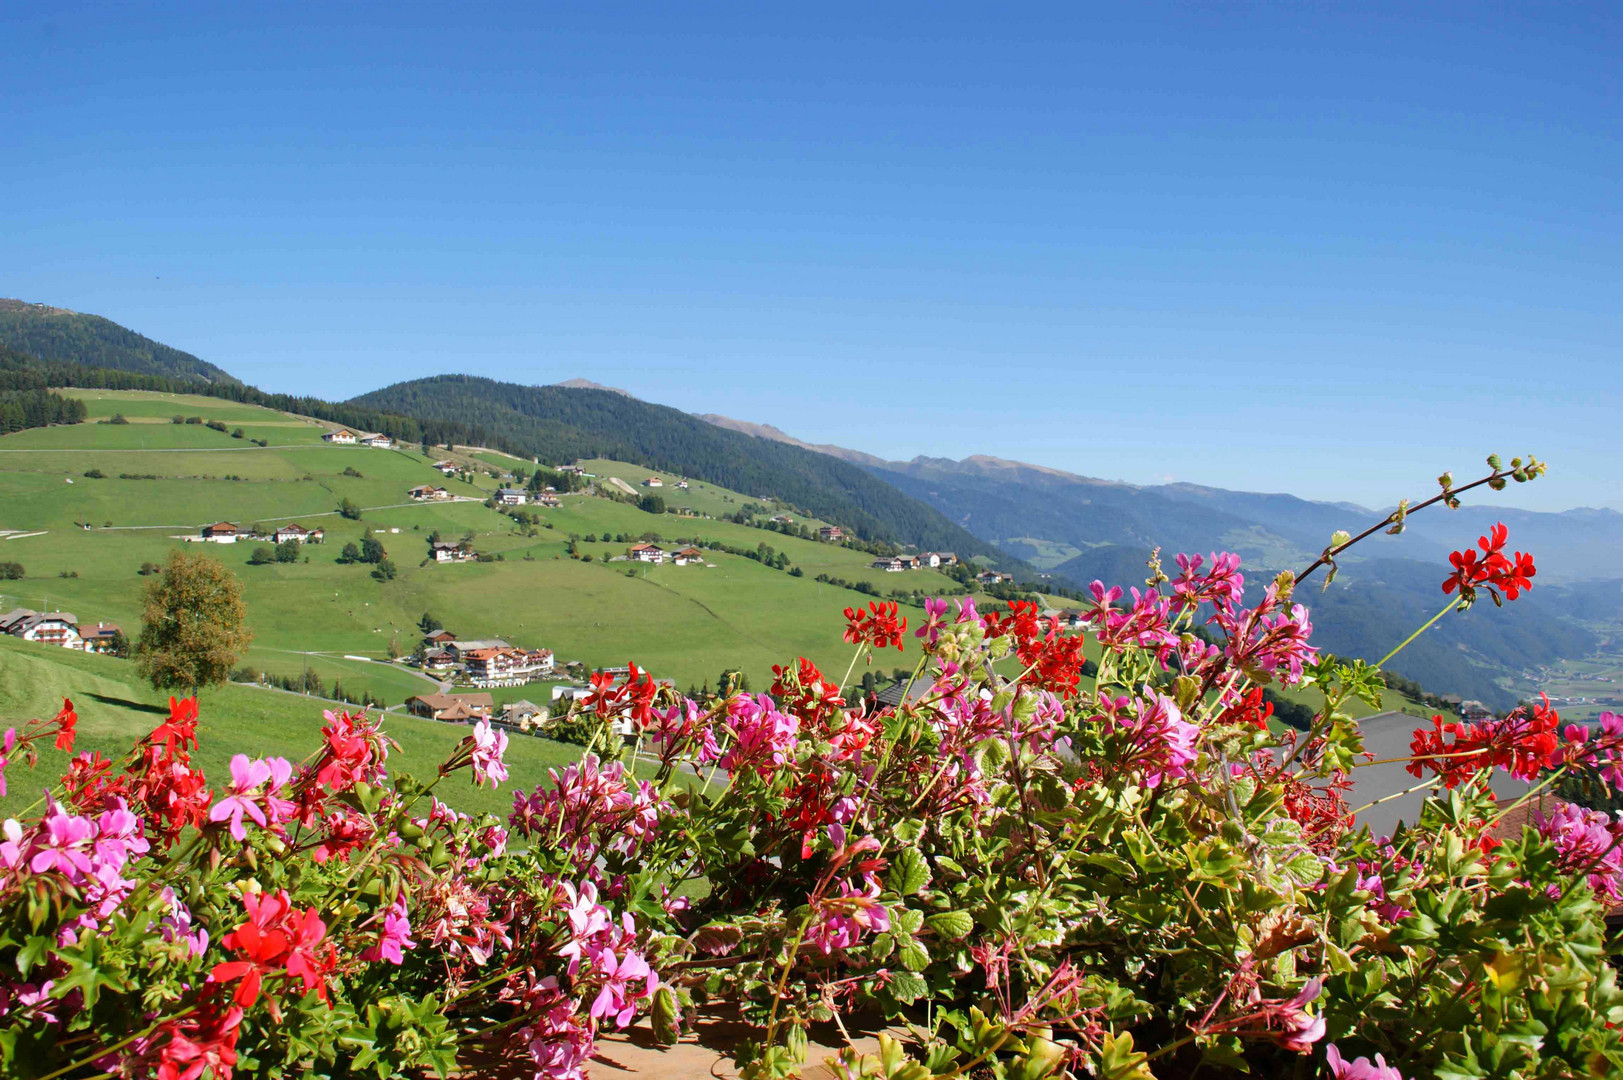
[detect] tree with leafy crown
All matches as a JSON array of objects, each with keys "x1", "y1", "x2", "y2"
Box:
[{"x1": 135, "y1": 549, "x2": 253, "y2": 697}]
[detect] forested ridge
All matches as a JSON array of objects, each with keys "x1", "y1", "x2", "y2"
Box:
[
  {"x1": 351, "y1": 375, "x2": 1012, "y2": 557},
  {"x1": 0, "y1": 299, "x2": 240, "y2": 385},
  {"x1": 0, "y1": 348, "x2": 1017, "y2": 561},
  {"x1": 0, "y1": 347, "x2": 490, "y2": 451}
]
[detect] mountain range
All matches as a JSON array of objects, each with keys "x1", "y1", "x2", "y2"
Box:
[
  {"x1": 701, "y1": 414, "x2": 1621, "y2": 586},
  {"x1": 5, "y1": 296, "x2": 1617, "y2": 708},
  {"x1": 699, "y1": 414, "x2": 1622, "y2": 707}
]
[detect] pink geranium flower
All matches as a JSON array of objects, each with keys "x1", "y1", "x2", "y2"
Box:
[
  {"x1": 590, "y1": 948, "x2": 656, "y2": 1028},
  {"x1": 362, "y1": 897, "x2": 416, "y2": 965},
  {"x1": 208, "y1": 755, "x2": 294, "y2": 842},
  {"x1": 471, "y1": 720, "x2": 509, "y2": 788},
  {"x1": 1326, "y1": 1044, "x2": 1408, "y2": 1080}
]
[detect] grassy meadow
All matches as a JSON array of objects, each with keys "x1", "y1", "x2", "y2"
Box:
[
  {"x1": 0, "y1": 390, "x2": 980, "y2": 699},
  {"x1": 0, "y1": 635, "x2": 580, "y2": 820}
]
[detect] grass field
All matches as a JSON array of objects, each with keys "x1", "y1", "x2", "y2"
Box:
[
  {"x1": 0, "y1": 392, "x2": 983, "y2": 699},
  {"x1": 0, "y1": 391, "x2": 1442, "y2": 723},
  {"x1": 0, "y1": 635, "x2": 584, "y2": 820}
]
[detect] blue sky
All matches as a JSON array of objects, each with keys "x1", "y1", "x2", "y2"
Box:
[{"x1": 2, "y1": 4, "x2": 1617, "y2": 511}]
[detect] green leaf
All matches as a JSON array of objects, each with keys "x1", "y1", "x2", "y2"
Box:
[
  {"x1": 652, "y1": 987, "x2": 682, "y2": 1045},
  {"x1": 925, "y1": 911, "x2": 974, "y2": 941},
  {"x1": 690, "y1": 922, "x2": 743, "y2": 956},
  {"x1": 14, "y1": 935, "x2": 52, "y2": 977},
  {"x1": 1099, "y1": 1031, "x2": 1155, "y2": 1080},
  {"x1": 898, "y1": 939, "x2": 931, "y2": 972},
  {"x1": 892, "y1": 907, "x2": 924, "y2": 935},
  {"x1": 1283, "y1": 852, "x2": 1326, "y2": 886},
  {"x1": 888, "y1": 971, "x2": 928, "y2": 1004},
  {"x1": 887, "y1": 848, "x2": 931, "y2": 896}
]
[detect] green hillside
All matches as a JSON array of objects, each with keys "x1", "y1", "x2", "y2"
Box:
[
  {"x1": 0, "y1": 299, "x2": 239, "y2": 384},
  {"x1": 0, "y1": 389, "x2": 982, "y2": 700},
  {"x1": 350, "y1": 375, "x2": 1019, "y2": 562},
  {"x1": 0, "y1": 635, "x2": 580, "y2": 820}
]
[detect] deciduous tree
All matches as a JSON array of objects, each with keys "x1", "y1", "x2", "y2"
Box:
[{"x1": 135, "y1": 549, "x2": 253, "y2": 696}]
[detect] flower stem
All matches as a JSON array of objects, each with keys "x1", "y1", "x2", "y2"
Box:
[{"x1": 1375, "y1": 597, "x2": 1457, "y2": 670}]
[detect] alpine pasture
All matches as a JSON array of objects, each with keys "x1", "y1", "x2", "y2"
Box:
[{"x1": 0, "y1": 388, "x2": 972, "y2": 700}]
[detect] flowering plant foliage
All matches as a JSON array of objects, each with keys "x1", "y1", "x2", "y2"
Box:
[{"x1": 1, "y1": 453, "x2": 1620, "y2": 1080}]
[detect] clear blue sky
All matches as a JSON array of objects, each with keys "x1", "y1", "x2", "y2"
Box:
[{"x1": 3, "y1": 4, "x2": 1617, "y2": 511}]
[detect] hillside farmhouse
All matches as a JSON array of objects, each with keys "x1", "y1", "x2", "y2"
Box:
[
  {"x1": 501, "y1": 699, "x2": 546, "y2": 729},
  {"x1": 409, "y1": 485, "x2": 451, "y2": 501},
  {"x1": 322, "y1": 428, "x2": 357, "y2": 444},
  {"x1": 643, "y1": 477, "x2": 663, "y2": 488},
  {"x1": 356, "y1": 432, "x2": 394, "y2": 449},
  {"x1": 405, "y1": 692, "x2": 494, "y2": 723},
  {"x1": 431, "y1": 541, "x2": 477, "y2": 564},
  {"x1": 672, "y1": 546, "x2": 705, "y2": 566},
  {"x1": 629, "y1": 543, "x2": 667, "y2": 564},
  {"x1": 976, "y1": 570, "x2": 1013, "y2": 586},
  {"x1": 421, "y1": 648, "x2": 457, "y2": 670},
  {"x1": 676, "y1": 480, "x2": 689, "y2": 490},
  {"x1": 558, "y1": 465, "x2": 586, "y2": 476},
  {"x1": 818, "y1": 525, "x2": 845, "y2": 542},
  {"x1": 273, "y1": 523, "x2": 322, "y2": 544},
  {"x1": 0, "y1": 609, "x2": 84, "y2": 649},
  {"x1": 920, "y1": 551, "x2": 958, "y2": 567},
  {"x1": 78, "y1": 621, "x2": 124, "y2": 654},
  {"x1": 872, "y1": 557, "x2": 906, "y2": 572},
  {"x1": 432, "y1": 460, "x2": 459, "y2": 475},
  {"x1": 496, "y1": 488, "x2": 528, "y2": 505},
  {"x1": 535, "y1": 492, "x2": 561, "y2": 508},
  {"x1": 424, "y1": 629, "x2": 457, "y2": 646},
  {"x1": 449, "y1": 638, "x2": 511, "y2": 659},
  {"x1": 202, "y1": 521, "x2": 239, "y2": 543}
]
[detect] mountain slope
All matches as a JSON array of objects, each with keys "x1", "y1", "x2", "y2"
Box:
[
  {"x1": 351, "y1": 376, "x2": 1019, "y2": 562},
  {"x1": 0, "y1": 300, "x2": 238, "y2": 384}
]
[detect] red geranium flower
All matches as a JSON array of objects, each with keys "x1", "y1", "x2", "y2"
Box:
[
  {"x1": 211, "y1": 890, "x2": 335, "y2": 1005},
  {"x1": 1220, "y1": 687, "x2": 1274, "y2": 730},
  {"x1": 50, "y1": 698, "x2": 77, "y2": 752},
  {"x1": 1408, "y1": 696, "x2": 1561, "y2": 787},
  {"x1": 772, "y1": 657, "x2": 845, "y2": 728},
  {"x1": 148, "y1": 697, "x2": 201, "y2": 758},
  {"x1": 1442, "y1": 523, "x2": 1536, "y2": 606},
  {"x1": 843, "y1": 602, "x2": 907, "y2": 652},
  {"x1": 154, "y1": 996, "x2": 244, "y2": 1080}
]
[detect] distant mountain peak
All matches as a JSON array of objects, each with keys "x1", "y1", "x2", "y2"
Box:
[
  {"x1": 553, "y1": 378, "x2": 635, "y2": 398},
  {"x1": 697, "y1": 414, "x2": 890, "y2": 468}
]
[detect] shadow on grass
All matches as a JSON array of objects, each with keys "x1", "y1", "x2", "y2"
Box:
[{"x1": 86, "y1": 692, "x2": 168, "y2": 716}]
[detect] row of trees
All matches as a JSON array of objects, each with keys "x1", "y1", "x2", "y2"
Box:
[{"x1": 0, "y1": 387, "x2": 86, "y2": 434}]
